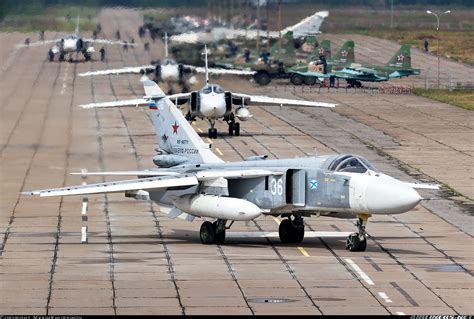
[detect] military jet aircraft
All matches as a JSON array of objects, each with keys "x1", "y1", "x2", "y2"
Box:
[
  {"x1": 22, "y1": 80, "x2": 438, "y2": 251},
  {"x1": 288, "y1": 40, "x2": 355, "y2": 85},
  {"x1": 16, "y1": 16, "x2": 133, "y2": 62},
  {"x1": 169, "y1": 11, "x2": 328, "y2": 45},
  {"x1": 78, "y1": 33, "x2": 255, "y2": 93},
  {"x1": 331, "y1": 44, "x2": 421, "y2": 87},
  {"x1": 80, "y1": 46, "x2": 336, "y2": 139}
]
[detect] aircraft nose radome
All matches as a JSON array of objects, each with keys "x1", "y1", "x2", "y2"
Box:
[{"x1": 366, "y1": 177, "x2": 421, "y2": 215}]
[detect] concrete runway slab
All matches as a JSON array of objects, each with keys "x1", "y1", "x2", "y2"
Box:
[{"x1": 0, "y1": 8, "x2": 472, "y2": 316}]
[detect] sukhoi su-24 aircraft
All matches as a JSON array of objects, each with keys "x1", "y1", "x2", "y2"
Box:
[
  {"x1": 17, "y1": 16, "x2": 134, "y2": 62},
  {"x1": 22, "y1": 80, "x2": 439, "y2": 252}
]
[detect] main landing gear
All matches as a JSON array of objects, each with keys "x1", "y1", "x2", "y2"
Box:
[
  {"x1": 347, "y1": 79, "x2": 362, "y2": 88},
  {"x1": 225, "y1": 113, "x2": 240, "y2": 136},
  {"x1": 346, "y1": 214, "x2": 369, "y2": 252},
  {"x1": 200, "y1": 219, "x2": 229, "y2": 245},
  {"x1": 278, "y1": 216, "x2": 305, "y2": 243}
]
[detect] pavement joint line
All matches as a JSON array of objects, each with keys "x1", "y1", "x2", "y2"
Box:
[
  {"x1": 297, "y1": 246, "x2": 310, "y2": 257},
  {"x1": 377, "y1": 291, "x2": 393, "y2": 303},
  {"x1": 344, "y1": 258, "x2": 375, "y2": 286},
  {"x1": 215, "y1": 147, "x2": 224, "y2": 156}
]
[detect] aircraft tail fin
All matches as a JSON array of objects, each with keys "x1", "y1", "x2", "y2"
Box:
[
  {"x1": 283, "y1": 11, "x2": 328, "y2": 36},
  {"x1": 386, "y1": 44, "x2": 412, "y2": 69},
  {"x1": 307, "y1": 39, "x2": 331, "y2": 62},
  {"x1": 331, "y1": 40, "x2": 354, "y2": 66},
  {"x1": 75, "y1": 15, "x2": 80, "y2": 34},
  {"x1": 143, "y1": 80, "x2": 223, "y2": 164},
  {"x1": 270, "y1": 31, "x2": 294, "y2": 57}
]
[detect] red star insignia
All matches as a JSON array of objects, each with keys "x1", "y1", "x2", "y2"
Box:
[
  {"x1": 318, "y1": 47, "x2": 324, "y2": 54},
  {"x1": 397, "y1": 54, "x2": 405, "y2": 62},
  {"x1": 341, "y1": 50, "x2": 348, "y2": 57},
  {"x1": 172, "y1": 122, "x2": 179, "y2": 134}
]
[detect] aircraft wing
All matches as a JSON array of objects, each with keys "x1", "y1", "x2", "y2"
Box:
[
  {"x1": 16, "y1": 39, "x2": 59, "y2": 48},
  {"x1": 80, "y1": 98, "x2": 149, "y2": 109},
  {"x1": 83, "y1": 38, "x2": 138, "y2": 46},
  {"x1": 22, "y1": 169, "x2": 283, "y2": 197},
  {"x1": 78, "y1": 65, "x2": 155, "y2": 77},
  {"x1": 232, "y1": 93, "x2": 336, "y2": 108},
  {"x1": 193, "y1": 66, "x2": 255, "y2": 76},
  {"x1": 70, "y1": 170, "x2": 179, "y2": 176},
  {"x1": 22, "y1": 175, "x2": 199, "y2": 197}
]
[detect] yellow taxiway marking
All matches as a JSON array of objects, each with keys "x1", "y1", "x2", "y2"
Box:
[
  {"x1": 272, "y1": 217, "x2": 281, "y2": 225},
  {"x1": 297, "y1": 247, "x2": 310, "y2": 257},
  {"x1": 192, "y1": 122, "x2": 196, "y2": 126},
  {"x1": 206, "y1": 138, "x2": 213, "y2": 144},
  {"x1": 215, "y1": 147, "x2": 224, "y2": 156},
  {"x1": 197, "y1": 128, "x2": 203, "y2": 133}
]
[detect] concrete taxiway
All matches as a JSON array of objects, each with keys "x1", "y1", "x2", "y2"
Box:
[{"x1": 1, "y1": 8, "x2": 472, "y2": 315}]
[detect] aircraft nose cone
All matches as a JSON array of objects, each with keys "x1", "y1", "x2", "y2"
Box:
[{"x1": 366, "y1": 177, "x2": 421, "y2": 214}]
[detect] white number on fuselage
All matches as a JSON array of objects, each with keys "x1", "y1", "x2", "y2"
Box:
[{"x1": 271, "y1": 178, "x2": 283, "y2": 196}]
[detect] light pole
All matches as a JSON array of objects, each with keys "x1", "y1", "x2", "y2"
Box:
[{"x1": 426, "y1": 10, "x2": 451, "y2": 89}]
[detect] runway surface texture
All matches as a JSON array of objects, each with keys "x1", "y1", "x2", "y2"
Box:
[{"x1": 1, "y1": 8, "x2": 472, "y2": 315}]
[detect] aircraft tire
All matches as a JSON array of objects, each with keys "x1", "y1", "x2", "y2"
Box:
[
  {"x1": 278, "y1": 219, "x2": 294, "y2": 243},
  {"x1": 228, "y1": 124, "x2": 234, "y2": 136},
  {"x1": 292, "y1": 226, "x2": 305, "y2": 243},
  {"x1": 209, "y1": 128, "x2": 217, "y2": 139},
  {"x1": 290, "y1": 74, "x2": 304, "y2": 86},
  {"x1": 213, "y1": 221, "x2": 226, "y2": 245},
  {"x1": 346, "y1": 233, "x2": 367, "y2": 252},
  {"x1": 200, "y1": 221, "x2": 216, "y2": 244}
]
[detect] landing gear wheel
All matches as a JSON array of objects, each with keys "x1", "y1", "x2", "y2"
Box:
[
  {"x1": 213, "y1": 221, "x2": 226, "y2": 245},
  {"x1": 292, "y1": 226, "x2": 305, "y2": 243},
  {"x1": 291, "y1": 74, "x2": 304, "y2": 85},
  {"x1": 346, "y1": 233, "x2": 367, "y2": 252},
  {"x1": 208, "y1": 128, "x2": 218, "y2": 139},
  {"x1": 200, "y1": 221, "x2": 216, "y2": 244},
  {"x1": 355, "y1": 81, "x2": 362, "y2": 88},
  {"x1": 278, "y1": 219, "x2": 293, "y2": 243}
]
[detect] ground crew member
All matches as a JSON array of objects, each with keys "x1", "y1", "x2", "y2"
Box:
[
  {"x1": 424, "y1": 40, "x2": 429, "y2": 52},
  {"x1": 100, "y1": 47, "x2": 106, "y2": 61},
  {"x1": 116, "y1": 30, "x2": 121, "y2": 40},
  {"x1": 144, "y1": 42, "x2": 150, "y2": 51},
  {"x1": 244, "y1": 49, "x2": 250, "y2": 62}
]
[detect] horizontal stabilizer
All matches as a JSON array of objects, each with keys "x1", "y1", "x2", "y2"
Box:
[{"x1": 234, "y1": 93, "x2": 336, "y2": 108}]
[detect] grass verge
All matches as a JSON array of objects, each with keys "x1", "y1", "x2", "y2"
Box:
[{"x1": 413, "y1": 88, "x2": 474, "y2": 110}]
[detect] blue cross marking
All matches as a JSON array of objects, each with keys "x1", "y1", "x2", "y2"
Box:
[{"x1": 309, "y1": 180, "x2": 318, "y2": 190}]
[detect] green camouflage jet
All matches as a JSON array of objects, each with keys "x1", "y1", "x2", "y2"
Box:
[
  {"x1": 331, "y1": 44, "x2": 420, "y2": 87},
  {"x1": 287, "y1": 40, "x2": 354, "y2": 85}
]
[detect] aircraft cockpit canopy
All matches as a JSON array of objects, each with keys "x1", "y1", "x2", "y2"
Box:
[
  {"x1": 64, "y1": 34, "x2": 78, "y2": 40},
  {"x1": 162, "y1": 58, "x2": 177, "y2": 65},
  {"x1": 201, "y1": 84, "x2": 224, "y2": 94},
  {"x1": 328, "y1": 155, "x2": 378, "y2": 174}
]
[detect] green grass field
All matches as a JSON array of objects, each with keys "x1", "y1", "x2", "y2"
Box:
[{"x1": 413, "y1": 88, "x2": 474, "y2": 110}]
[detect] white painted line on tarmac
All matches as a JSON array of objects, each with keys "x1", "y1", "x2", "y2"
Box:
[
  {"x1": 81, "y1": 226, "x2": 88, "y2": 243},
  {"x1": 378, "y1": 291, "x2": 393, "y2": 303},
  {"x1": 345, "y1": 258, "x2": 375, "y2": 285},
  {"x1": 396, "y1": 312, "x2": 406, "y2": 315}
]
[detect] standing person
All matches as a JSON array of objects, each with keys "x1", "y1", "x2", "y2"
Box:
[
  {"x1": 144, "y1": 42, "x2": 150, "y2": 52},
  {"x1": 99, "y1": 47, "x2": 106, "y2": 61},
  {"x1": 244, "y1": 48, "x2": 250, "y2": 62},
  {"x1": 123, "y1": 41, "x2": 128, "y2": 52},
  {"x1": 424, "y1": 40, "x2": 429, "y2": 52},
  {"x1": 39, "y1": 30, "x2": 45, "y2": 41},
  {"x1": 116, "y1": 30, "x2": 121, "y2": 40}
]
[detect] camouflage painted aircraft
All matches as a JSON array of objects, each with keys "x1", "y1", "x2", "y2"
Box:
[
  {"x1": 22, "y1": 80, "x2": 438, "y2": 251},
  {"x1": 331, "y1": 44, "x2": 420, "y2": 87},
  {"x1": 288, "y1": 40, "x2": 354, "y2": 85}
]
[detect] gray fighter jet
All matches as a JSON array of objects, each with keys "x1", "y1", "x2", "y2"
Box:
[{"x1": 22, "y1": 80, "x2": 438, "y2": 251}]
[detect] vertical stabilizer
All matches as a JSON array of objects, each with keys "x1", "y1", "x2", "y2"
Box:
[
  {"x1": 307, "y1": 39, "x2": 331, "y2": 62},
  {"x1": 270, "y1": 31, "x2": 295, "y2": 58},
  {"x1": 331, "y1": 40, "x2": 354, "y2": 66},
  {"x1": 143, "y1": 80, "x2": 223, "y2": 164},
  {"x1": 386, "y1": 44, "x2": 412, "y2": 69}
]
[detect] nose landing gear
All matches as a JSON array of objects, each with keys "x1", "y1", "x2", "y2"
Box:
[{"x1": 346, "y1": 213, "x2": 369, "y2": 252}]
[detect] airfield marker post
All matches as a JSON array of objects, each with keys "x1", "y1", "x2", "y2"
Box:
[
  {"x1": 81, "y1": 168, "x2": 89, "y2": 244},
  {"x1": 426, "y1": 10, "x2": 451, "y2": 89}
]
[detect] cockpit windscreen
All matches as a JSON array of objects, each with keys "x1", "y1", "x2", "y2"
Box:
[{"x1": 328, "y1": 155, "x2": 378, "y2": 173}]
